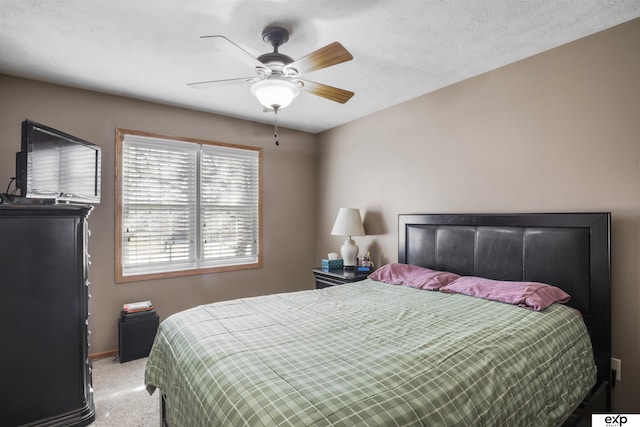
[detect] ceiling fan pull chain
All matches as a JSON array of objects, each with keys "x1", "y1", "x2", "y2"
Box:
[{"x1": 274, "y1": 108, "x2": 280, "y2": 146}]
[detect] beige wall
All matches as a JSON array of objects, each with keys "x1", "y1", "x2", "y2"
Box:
[
  {"x1": 317, "y1": 18, "x2": 640, "y2": 411},
  {"x1": 0, "y1": 75, "x2": 318, "y2": 357}
]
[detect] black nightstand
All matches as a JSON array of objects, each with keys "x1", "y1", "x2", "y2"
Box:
[{"x1": 312, "y1": 268, "x2": 371, "y2": 289}]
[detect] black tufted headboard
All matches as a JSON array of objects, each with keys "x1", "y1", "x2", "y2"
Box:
[{"x1": 398, "y1": 212, "x2": 611, "y2": 407}]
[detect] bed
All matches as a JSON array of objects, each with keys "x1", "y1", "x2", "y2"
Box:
[{"x1": 145, "y1": 212, "x2": 611, "y2": 426}]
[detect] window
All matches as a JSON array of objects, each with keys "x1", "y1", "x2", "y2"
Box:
[{"x1": 115, "y1": 129, "x2": 262, "y2": 282}]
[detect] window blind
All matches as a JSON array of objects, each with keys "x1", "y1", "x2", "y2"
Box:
[
  {"x1": 121, "y1": 136, "x2": 197, "y2": 276},
  {"x1": 119, "y1": 132, "x2": 260, "y2": 279},
  {"x1": 200, "y1": 144, "x2": 260, "y2": 266}
]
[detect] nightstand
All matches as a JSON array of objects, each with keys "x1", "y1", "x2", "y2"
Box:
[{"x1": 312, "y1": 268, "x2": 371, "y2": 289}]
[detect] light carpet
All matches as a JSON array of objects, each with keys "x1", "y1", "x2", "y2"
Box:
[{"x1": 91, "y1": 357, "x2": 159, "y2": 426}]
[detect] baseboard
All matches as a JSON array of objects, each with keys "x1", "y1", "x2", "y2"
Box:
[{"x1": 89, "y1": 349, "x2": 119, "y2": 360}]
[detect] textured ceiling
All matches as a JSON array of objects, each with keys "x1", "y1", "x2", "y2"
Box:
[{"x1": 1, "y1": 1, "x2": 639, "y2": 133}]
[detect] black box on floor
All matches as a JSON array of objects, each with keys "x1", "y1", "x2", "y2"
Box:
[{"x1": 118, "y1": 310, "x2": 159, "y2": 363}]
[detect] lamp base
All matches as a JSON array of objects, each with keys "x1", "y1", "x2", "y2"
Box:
[{"x1": 340, "y1": 237, "x2": 359, "y2": 269}]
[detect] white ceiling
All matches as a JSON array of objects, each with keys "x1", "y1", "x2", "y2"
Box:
[{"x1": 1, "y1": 1, "x2": 639, "y2": 134}]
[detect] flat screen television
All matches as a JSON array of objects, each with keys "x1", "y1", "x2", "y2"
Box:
[{"x1": 15, "y1": 120, "x2": 101, "y2": 204}]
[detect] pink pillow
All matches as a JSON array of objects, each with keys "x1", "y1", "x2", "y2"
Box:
[
  {"x1": 439, "y1": 276, "x2": 570, "y2": 311},
  {"x1": 368, "y1": 263, "x2": 460, "y2": 290}
]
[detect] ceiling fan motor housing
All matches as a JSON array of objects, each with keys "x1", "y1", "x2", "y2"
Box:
[{"x1": 257, "y1": 52, "x2": 294, "y2": 69}]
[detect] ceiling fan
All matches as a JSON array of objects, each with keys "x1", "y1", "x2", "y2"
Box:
[{"x1": 188, "y1": 25, "x2": 355, "y2": 111}]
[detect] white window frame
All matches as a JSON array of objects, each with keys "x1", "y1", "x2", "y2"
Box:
[{"x1": 115, "y1": 129, "x2": 262, "y2": 283}]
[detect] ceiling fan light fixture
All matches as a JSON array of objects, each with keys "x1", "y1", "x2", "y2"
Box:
[{"x1": 250, "y1": 78, "x2": 300, "y2": 110}]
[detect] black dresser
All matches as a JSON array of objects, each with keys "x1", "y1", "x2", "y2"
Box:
[{"x1": 0, "y1": 204, "x2": 95, "y2": 426}]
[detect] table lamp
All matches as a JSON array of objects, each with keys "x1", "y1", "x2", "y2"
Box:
[{"x1": 330, "y1": 208, "x2": 366, "y2": 269}]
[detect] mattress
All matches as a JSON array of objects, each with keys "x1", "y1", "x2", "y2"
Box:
[{"x1": 145, "y1": 279, "x2": 596, "y2": 426}]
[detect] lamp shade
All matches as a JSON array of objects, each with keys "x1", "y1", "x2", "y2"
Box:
[
  {"x1": 250, "y1": 78, "x2": 300, "y2": 110},
  {"x1": 331, "y1": 208, "x2": 365, "y2": 237}
]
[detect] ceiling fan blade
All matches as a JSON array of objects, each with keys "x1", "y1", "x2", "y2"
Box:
[
  {"x1": 285, "y1": 42, "x2": 353, "y2": 74},
  {"x1": 187, "y1": 77, "x2": 255, "y2": 89},
  {"x1": 300, "y1": 79, "x2": 354, "y2": 104},
  {"x1": 200, "y1": 35, "x2": 266, "y2": 70}
]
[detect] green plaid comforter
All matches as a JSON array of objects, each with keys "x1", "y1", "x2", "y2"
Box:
[{"x1": 145, "y1": 280, "x2": 595, "y2": 427}]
